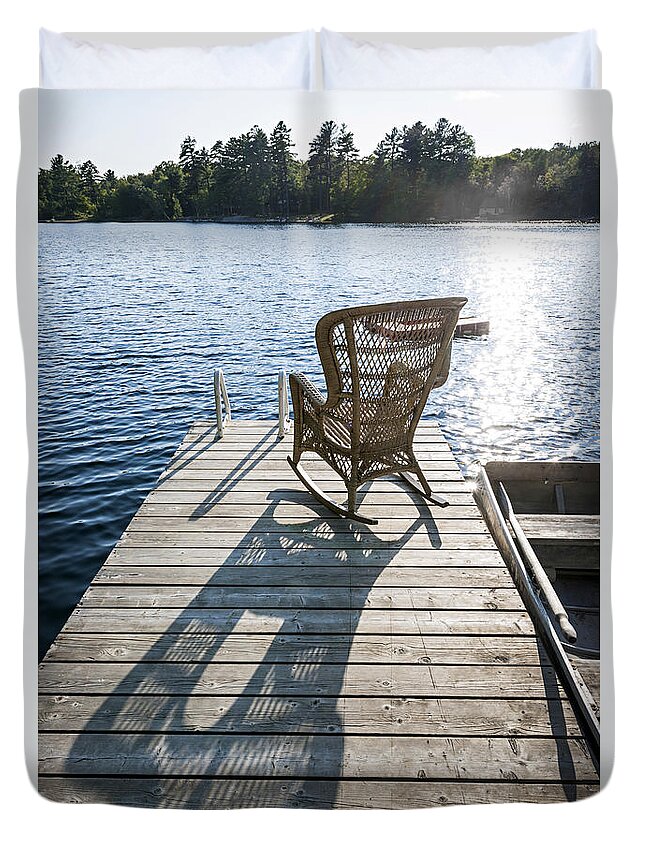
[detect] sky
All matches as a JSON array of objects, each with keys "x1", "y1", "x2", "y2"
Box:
[{"x1": 38, "y1": 88, "x2": 606, "y2": 176}]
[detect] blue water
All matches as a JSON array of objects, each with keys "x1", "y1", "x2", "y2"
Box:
[{"x1": 38, "y1": 221, "x2": 600, "y2": 659}]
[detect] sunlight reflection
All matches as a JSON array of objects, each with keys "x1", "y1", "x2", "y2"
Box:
[
  {"x1": 234, "y1": 610, "x2": 284, "y2": 633},
  {"x1": 236, "y1": 549, "x2": 266, "y2": 565},
  {"x1": 438, "y1": 235, "x2": 599, "y2": 464}
]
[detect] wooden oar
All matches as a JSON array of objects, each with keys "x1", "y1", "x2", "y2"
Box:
[{"x1": 497, "y1": 482, "x2": 578, "y2": 644}]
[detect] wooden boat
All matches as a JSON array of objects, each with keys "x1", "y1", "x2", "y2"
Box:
[{"x1": 475, "y1": 461, "x2": 600, "y2": 757}]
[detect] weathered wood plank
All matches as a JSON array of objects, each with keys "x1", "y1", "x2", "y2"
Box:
[
  {"x1": 175, "y1": 442, "x2": 451, "y2": 455},
  {"x1": 42, "y1": 633, "x2": 546, "y2": 666},
  {"x1": 181, "y1": 421, "x2": 445, "y2": 437},
  {"x1": 125, "y1": 514, "x2": 489, "y2": 533},
  {"x1": 104, "y1": 547, "x2": 506, "y2": 568},
  {"x1": 173, "y1": 450, "x2": 456, "y2": 463},
  {"x1": 116, "y1": 531, "x2": 498, "y2": 551},
  {"x1": 38, "y1": 662, "x2": 562, "y2": 698},
  {"x1": 180, "y1": 433, "x2": 448, "y2": 446},
  {"x1": 171, "y1": 452, "x2": 457, "y2": 469},
  {"x1": 59, "y1": 607, "x2": 535, "y2": 635},
  {"x1": 38, "y1": 733, "x2": 597, "y2": 781},
  {"x1": 188, "y1": 419, "x2": 443, "y2": 429},
  {"x1": 134, "y1": 495, "x2": 484, "y2": 520},
  {"x1": 165, "y1": 457, "x2": 462, "y2": 472},
  {"x1": 154, "y1": 474, "x2": 473, "y2": 490},
  {"x1": 179, "y1": 425, "x2": 444, "y2": 437},
  {"x1": 141, "y1": 488, "x2": 477, "y2": 506},
  {"x1": 476, "y1": 461, "x2": 600, "y2": 483},
  {"x1": 573, "y1": 659, "x2": 600, "y2": 709},
  {"x1": 186, "y1": 420, "x2": 443, "y2": 432},
  {"x1": 179, "y1": 437, "x2": 451, "y2": 449},
  {"x1": 171, "y1": 448, "x2": 458, "y2": 462},
  {"x1": 491, "y1": 482, "x2": 599, "y2": 516},
  {"x1": 79, "y1": 585, "x2": 524, "y2": 611},
  {"x1": 135, "y1": 498, "x2": 482, "y2": 517},
  {"x1": 173, "y1": 442, "x2": 449, "y2": 455},
  {"x1": 93, "y1": 563, "x2": 515, "y2": 587},
  {"x1": 37, "y1": 776, "x2": 600, "y2": 809},
  {"x1": 159, "y1": 468, "x2": 469, "y2": 484},
  {"x1": 516, "y1": 514, "x2": 600, "y2": 541},
  {"x1": 38, "y1": 694, "x2": 583, "y2": 737}
]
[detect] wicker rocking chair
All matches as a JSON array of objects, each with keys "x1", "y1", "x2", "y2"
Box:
[{"x1": 287, "y1": 296, "x2": 467, "y2": 524}]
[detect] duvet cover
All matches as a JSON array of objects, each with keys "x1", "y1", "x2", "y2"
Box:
[{"x1": 34, "y1": 85, "x2": 612, "y2": 808}]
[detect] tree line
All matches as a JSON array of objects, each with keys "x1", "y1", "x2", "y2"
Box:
[{"x1": 38, "y1": 118, "x2": 600, "y2": 223}]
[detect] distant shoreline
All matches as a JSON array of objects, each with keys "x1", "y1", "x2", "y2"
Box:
[{"x1": 39, "y1": 216, "x2": 601, "y2": 225}]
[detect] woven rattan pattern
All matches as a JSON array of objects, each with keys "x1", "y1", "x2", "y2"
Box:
[{"x1": 289, "y1": 297, "x2": 467, "y2": 515}]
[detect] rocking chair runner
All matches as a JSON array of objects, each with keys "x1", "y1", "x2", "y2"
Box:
[{"x1": 287, "y1": 296, "x2": 468, "y2": 524}]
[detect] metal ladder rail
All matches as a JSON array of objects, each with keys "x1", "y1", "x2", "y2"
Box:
[
  {"x1": 213, "y1": 368, "x2": 232, "y2": 436},
  {"x1": 278, "y1": 369, "x2": 291, "y2": 438},
  {"x1": 214, "y1": 368, "x2": 292, "y2": 438}
]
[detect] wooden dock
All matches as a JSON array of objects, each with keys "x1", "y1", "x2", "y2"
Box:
[{"x1": 38, "y1": 420, "x2": 599, "y2": 809}]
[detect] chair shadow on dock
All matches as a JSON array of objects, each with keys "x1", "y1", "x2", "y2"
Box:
[
  {"x1": 62, "y1": 472, "x2": 434, "y2": 809},
  {"x1": 179, "y1": 424, "x2": 443, "y2": 548}
]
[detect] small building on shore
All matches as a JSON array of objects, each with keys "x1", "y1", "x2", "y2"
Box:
[{"x1": 478, "y1": 197, "x2": 506, "y2": 218}]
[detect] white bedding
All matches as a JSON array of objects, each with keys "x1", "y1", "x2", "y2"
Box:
[
  {"x1": 320, "y1": 29, "x2": 599, "y2": 89},
  {"x1": 39, "y1": 29, "x2": 316, "y2": 90},
  {"x1": 39, "y1": 29, "x2": 600, "y2": 91}
]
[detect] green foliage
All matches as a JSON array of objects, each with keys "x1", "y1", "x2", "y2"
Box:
[{"x1": 37, "y1": 119, "x2": 600, "y2": 223}]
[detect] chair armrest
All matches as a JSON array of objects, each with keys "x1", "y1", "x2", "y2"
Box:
[{"x1": 289, "y1": 372, "x2": 326, "y2": 409}]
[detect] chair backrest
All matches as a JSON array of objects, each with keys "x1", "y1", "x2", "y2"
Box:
[{"x1": 315, "y1": 297, "x2": 467, "y2": 447}]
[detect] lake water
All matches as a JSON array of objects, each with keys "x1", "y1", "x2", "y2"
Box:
[{"x1": 38, "y1": 221, "x2": 600, "y2": 658}]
